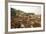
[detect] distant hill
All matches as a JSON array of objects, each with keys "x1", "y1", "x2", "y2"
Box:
[{"x1": 11, "y1": 8, "x2": 35, "y2": 17}]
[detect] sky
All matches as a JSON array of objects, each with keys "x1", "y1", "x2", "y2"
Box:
[{"x1": 11, "y1": 5, "x2": 41, "y2": 15}]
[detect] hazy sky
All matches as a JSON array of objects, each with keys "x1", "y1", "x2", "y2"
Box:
[{"x1": 11, "y1": 5, "x2": 41, "y2": 15}]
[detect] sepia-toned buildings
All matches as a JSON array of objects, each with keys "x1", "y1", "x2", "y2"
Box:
[{"x1": 11, "y1": 8, "x2": 41, "y2": 28}]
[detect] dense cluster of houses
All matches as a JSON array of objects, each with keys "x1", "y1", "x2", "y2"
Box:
[{"x1": 11, "y1": 12, "x2": 41, "y2": 28}]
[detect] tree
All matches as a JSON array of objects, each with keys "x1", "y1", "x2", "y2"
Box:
[{"x1": 11, "y1": 8, "x2": 16, "y2": 17}]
